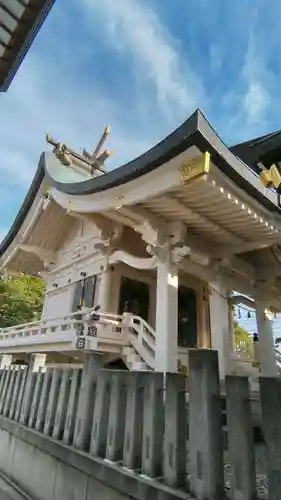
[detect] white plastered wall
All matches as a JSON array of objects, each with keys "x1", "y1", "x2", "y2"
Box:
[{"x1": 41, "y1": 217, "x2": 105, "y2": 320}]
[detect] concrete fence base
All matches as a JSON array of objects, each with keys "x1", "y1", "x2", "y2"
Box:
[{"x1": 0, "y1": 416, "x2": 189, "y2": 500}]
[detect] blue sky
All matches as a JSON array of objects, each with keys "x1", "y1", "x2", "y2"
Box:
[{"x1": 1, "y1": 0, "x2": 281, "y2": 335}]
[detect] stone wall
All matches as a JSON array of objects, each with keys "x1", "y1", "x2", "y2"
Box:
[{"x1": 0, "y1": 350, "x2": 279, "y2": 499}]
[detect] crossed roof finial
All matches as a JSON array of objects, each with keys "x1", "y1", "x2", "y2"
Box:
[{"x1": 46, "y1": 125, "x2": 111, "y2": 176}]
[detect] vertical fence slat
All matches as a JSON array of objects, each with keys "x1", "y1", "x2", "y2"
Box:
[
  {"x1": 9, "y1": 369, "x2": 24, "y2": 420},
  {"x1": 35, "y1": 369, "x2": 52, "y2": 432},
  {"x1": 19, "y1": 371, "x2": 37, "y2": 425},
  {"x1": 189, "y1": 349, "x2": 224, "y2": 500},
  {"x1": 3, "y1": 367, "x2": 17, "y2": 417},
  {"x1": 90, "y1": 370, "x2": 112, "y2": 458},
  {"x1": 105, "y1": 371, "x2": 128, "y2": 462},
  {"x1": 14, "y1": 368, "x2": 28, "y2": 422},
  {"x1": 163, "y1": 373, "x2": 187, "y2": 488},
  {"x1": 52, "y1": 369, "x2": 72, "y2": 440},
  {"x1": 0, "y1": 368, "x2": 12, "y2": 414},
  {"x1": 0, "y1": 369, "x2": 6, "y2": 399},
  {"x1": 63, "y1": 369, "x2": 82, "y2": 445},
  {"x1": 28, "y1": 370, "x2": 45, "y2": 428},
  {"x1": 260, "y1": 377, "x2": 281, "y2": 499},
  {"x1": 225, "y1": 375, "x2": 256, "y2": 500},
  {"x1": 44, "y1": 368, "x2": 62, "y2": 436},
  {"x1": 123, "y1": 372, "x2": 145, "y2": 471},
  {"x1": 73, "y1": 354, "x2": 103, "y2": 451},
  {"x1": 141, "y1": 372, "x2": 164, "y2": 478}
]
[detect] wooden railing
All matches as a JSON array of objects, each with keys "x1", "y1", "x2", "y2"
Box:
[
  {"x1": 0, "y1": 310, "x2": 157, "y2": 367},
  {"x1": 0, "y1": 349, "x2": 278, "y2": 499}
]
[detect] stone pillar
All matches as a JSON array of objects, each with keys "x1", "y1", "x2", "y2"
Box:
[
  {"x1": 189, "y1": 349, "x2": 224, "y2": 500},
  {"x1": 0, "y1": 355, "x2": 12, "y2": 369},
  {"x1": 209, "y1": 282, "x2": 233, "y2": 379},
  {"x1": 28, "y1": 353, "x2": 46, "y2": 372},
  {"x1": 225, "y1": 376, "x2": 256, "y2": 499},
  {"x1": 155, "y1": 261, "x2": 178, "y2": 372},
  {"x1": 73, "y1": 352, "x2": 103, "y2": 451},
  {"x1": 256, "y1": 302, "x2": 278, "y2": 377}
]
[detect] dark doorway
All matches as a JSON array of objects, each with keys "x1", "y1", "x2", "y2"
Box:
[
  {"x1": 104, "y1": 358, "x2": 128, "y2": 370},
  {"x1": 178, "y1": 286, "x2": 197, "y2": 348},
  {"x1": 118, "y1": 277, "x2": 150, "y2": 321}
]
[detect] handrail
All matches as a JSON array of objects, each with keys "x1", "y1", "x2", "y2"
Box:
[
  {"x1": 130, "y1": 315, "x2": 156, "y2": 340},
  {"x1": 0, "y1": 309, "x2": 157, "y2": 369},
  {"x1": 0, "y1": 308, "x2": 125, "y2": 334}
]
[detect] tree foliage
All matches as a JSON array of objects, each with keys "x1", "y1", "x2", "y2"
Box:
[
  {"x1": 234, "y1": 320, "x2": 253, "y2": 359},
  {"x1": 0, "y1": 273, "x2": 44, "y2": 328}
]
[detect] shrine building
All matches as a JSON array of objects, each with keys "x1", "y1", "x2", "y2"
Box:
[{"x1": 1, "y1": 109, "x2": 281, "y2": 385}]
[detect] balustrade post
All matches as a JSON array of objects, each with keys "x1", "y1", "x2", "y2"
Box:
[
  {"x1": 260, "y1": 377, "x2": 281, "y2": 498},
  {"x1": 73, "y1": 353, "x2": 103, "y2": 451},
  {"x1": 19, "y1": 369, "x2": 37, "y2": 425},
  {"x1": 9, "y1": 368, "x2": 24, "y2": 420},
  {"x1": 44, "y1": 368, "x2": 62, "y2": 436},
  {"x1": 0, "y1": 369, "x2": 6, "y2": 399},
  {"x1": 141, "y1": 372, "x2": 164, "y2": 478},
  {"x1": 28, "y1": 369, "x2": 44, "y2": 428},
  {"x1": 225, "y1": 376, "x2": 256, "y2": 500},
  {"x1": 3, "y1": 367, "x2": 17, "y2": 417},
  {"x1": 123, "y1": 372, "x2": 145, "y2": 471},
  {"x1": 53, "y1": 369, "x2": 72, "y2": 440},
  {"x1": 63, "y1": 369, "x2": 82, "y2": 445},
  {"x1": 35, "y1": 369, "x2": 52, "y2": 432},
  {"x1": 14, "y1": 368, "x2": 28, "y2": 422},
  {"x1": 189, "y1": 349, "x2": 224, "y2": 500},
  {"x1": 0, "y1": 368, "x2": 12, "y2": 414},
  {"x1": 90, "y1": 370, "x2": 112, "y2": 458},
  {"x1": 163, "y1": 373, "x2": 187, "y2": 488},
  {"x1": 105, "y1": 371, "x2": 128, "y2": 462}
]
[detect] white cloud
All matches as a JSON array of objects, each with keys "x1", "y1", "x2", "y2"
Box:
[
  {"x1": 241, "y1": 36, "x2": 271, "y2": 125},
  {"x1": 243, "y1": 82, "x2": 270, "y2": 124},
  {"x1": 82, "y1": 0, "x2": 205, "y2": 120},
  {"x1": 0, "y1": 45, "x2": 152, "y2": 192}
]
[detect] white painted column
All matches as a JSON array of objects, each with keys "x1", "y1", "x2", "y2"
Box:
[
  {"x1": 98, "y1": 267, "x2": 112, "y2": 312},
  {"x1": 209, "y1": 282, "x2": 233, "y2": 379},
  {"x1": 155, "y1": 261, "x2": 178, "y2": 372},
  {"x1": 0, "y1": 355, "x2": 12, "y2": 369},
  {"x1": 256, "y1": 302, "x2": 278, "y2": 377}
]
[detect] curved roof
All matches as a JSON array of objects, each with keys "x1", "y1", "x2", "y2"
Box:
[
  {"x1": 44, "y1": 110, "x2": 281, "y2": 211},
  {"x1": 0, "y1": 0, "x2": 55, "y2": 91},
  {"x1": 1, "y1": 108, "x2": 281, "y2": 258}
]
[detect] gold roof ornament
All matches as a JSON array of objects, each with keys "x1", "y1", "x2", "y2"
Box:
[
  {"x1": 46, "y1": 125, "x2": 111, "y2": 177},
  {"x1": 180, "y1": 151, "x2": 210, "y2": 183},
  {"x1": 259, "y1": 163, "x2": 281, "y2": 191}
]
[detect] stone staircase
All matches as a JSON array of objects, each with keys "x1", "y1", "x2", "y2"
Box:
[{"x1": 121, "y1": 346, "x2": 149, "y2": 370}]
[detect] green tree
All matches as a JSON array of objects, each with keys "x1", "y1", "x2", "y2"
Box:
[
  {"x1": 0, "y1": 273, "x2": 44, "y2": 328},
  {"x1": 234, "y1": 320, "x2": 253, "y2": 359}
]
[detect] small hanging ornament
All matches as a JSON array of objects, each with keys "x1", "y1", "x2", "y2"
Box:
[
  {"x1": 238, "y1": 307, "x2": 241, "y2": 319},
  {"x1": 247, "y1": 310, "x2": 251, "y2": 319}
]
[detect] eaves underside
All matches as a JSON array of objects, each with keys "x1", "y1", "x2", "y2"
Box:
[{"x1": 0, "y1": 0, "x2": 56, "y2": 91}]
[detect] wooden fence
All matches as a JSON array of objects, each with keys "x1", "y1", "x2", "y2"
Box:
[{"x1": 0, "y1": 349, "x2": 280, "y2": 500}]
